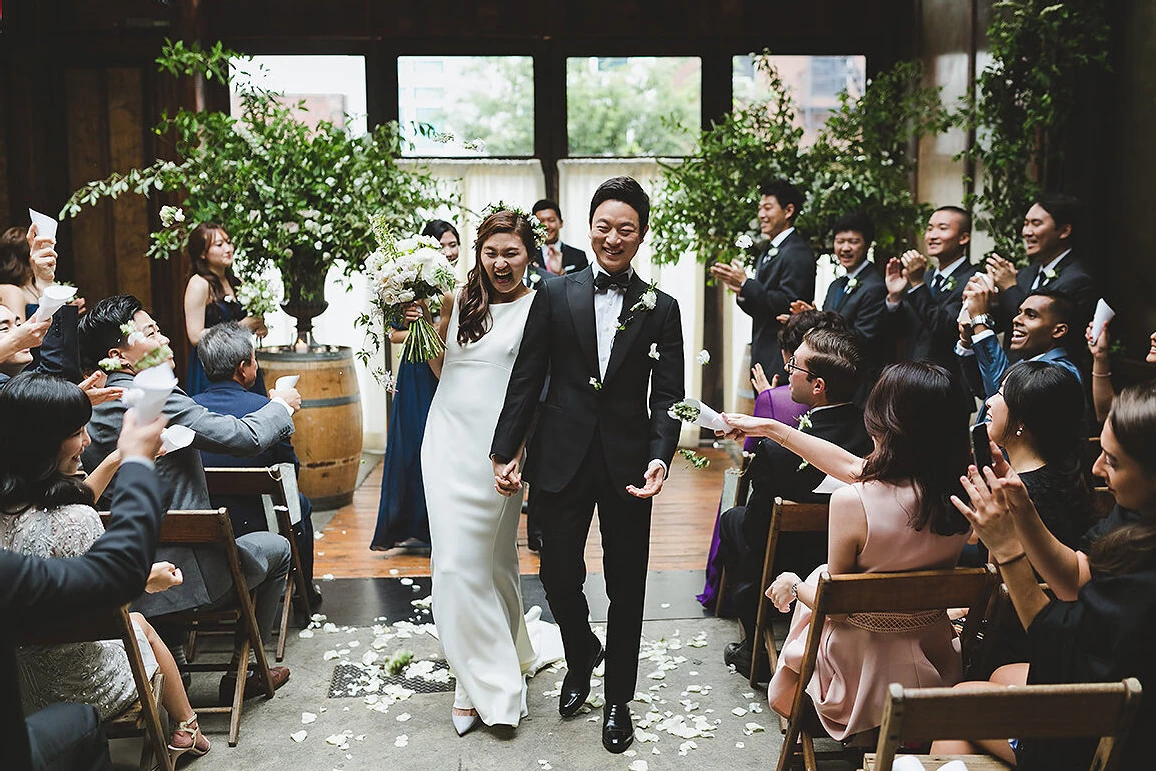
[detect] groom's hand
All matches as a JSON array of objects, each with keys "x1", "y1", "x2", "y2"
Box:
[
  {"x1": 626, "y1": 460, "x2": 666, "y2": 499},
  {"x1": 492, "y1": 457, "x2": 522, "y2": 497}
]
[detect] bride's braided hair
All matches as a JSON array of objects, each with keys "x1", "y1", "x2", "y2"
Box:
[{"x1": 457, "y1": 210, "x2": 536, "y2": 346}]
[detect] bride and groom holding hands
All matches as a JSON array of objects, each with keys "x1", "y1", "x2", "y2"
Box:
[{"x1": 411, "y1": 176, "x2": 684, "y2": 753}]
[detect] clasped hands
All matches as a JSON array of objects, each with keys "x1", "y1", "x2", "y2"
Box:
[{"x1": 491, "y1": 457, "x2": 667, "y2": 499}]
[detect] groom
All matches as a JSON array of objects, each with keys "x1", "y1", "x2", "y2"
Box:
[{"x1": 491, "y1": 176, "x2": 684, "y2": 753}]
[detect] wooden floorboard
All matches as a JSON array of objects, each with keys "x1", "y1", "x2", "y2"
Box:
[{"x1": 314, "y1": 446, "x2": 731, "y2": 578}]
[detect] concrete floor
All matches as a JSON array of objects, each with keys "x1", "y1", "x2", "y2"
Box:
[{"x1": 110, "y1": 613, "x2": 859, "y2": 771}]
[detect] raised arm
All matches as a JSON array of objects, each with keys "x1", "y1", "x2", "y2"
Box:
[
  {"x1": 720, "y1": 413, "x2": 866, "y2": 483},
  {"x1": 1088, "y1": 320, "x2": 1116, "y2": 423}
]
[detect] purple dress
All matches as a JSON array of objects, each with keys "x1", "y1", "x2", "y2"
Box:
[{"x1": 697, "y1": 385, "x2": 809, "y2": 611}]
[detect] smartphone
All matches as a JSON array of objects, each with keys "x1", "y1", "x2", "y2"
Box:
[{"x1": 970, "y1": 422, "x2": 994, "y2": 470}]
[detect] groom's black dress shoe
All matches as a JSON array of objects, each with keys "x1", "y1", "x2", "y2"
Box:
[
  {"x1": 558, "y1": 642, "x2": 605, "y2": 717},
  {"x1": 602, "y1": 703, "x2": 634, "y2": 753}
]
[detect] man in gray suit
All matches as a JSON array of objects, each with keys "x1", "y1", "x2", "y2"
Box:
[{"x1": 79, "y1": 294, "x2": 300, "y2": 699}]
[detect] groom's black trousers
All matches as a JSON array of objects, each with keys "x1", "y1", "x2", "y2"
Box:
[{"x1": 535, "y1": 436, "x2": 651, "y2": 705}]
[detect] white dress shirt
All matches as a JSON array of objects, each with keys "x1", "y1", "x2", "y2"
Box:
[
  {"x1": 1031, "y1": 248, "x2": 1071, "y2": 289},
  {"x1": 591, "y1": 262, "x2": 629, "y2": 379}
]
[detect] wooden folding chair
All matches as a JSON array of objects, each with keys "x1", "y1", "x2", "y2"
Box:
[
  {"x1": 862, "y1": 677, "x2": 1142, "y2": 771},
  {"x1": 104, "y1": 508, "x2": 275, "y2": 747},
  {"x1": 19, "y1": 604, "x2": 173, "y2": 771},
  {"x1": 777, "y1": 566, "x2": 999, "y2": 771},
  {"x1": 749, "y1": 498, "x2": 830, "y2": 687},
  {"x1": 205, "y1": 466, "x2": 311, "y2": 661}
]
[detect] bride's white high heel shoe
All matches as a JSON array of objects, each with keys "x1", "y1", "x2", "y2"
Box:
[{"x1": 452, "y1": 710, "x2": 479, "y2": 736}]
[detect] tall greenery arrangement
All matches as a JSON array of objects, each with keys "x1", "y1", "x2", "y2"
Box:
[
  {"x1": 62, "y1": 40, "x2": 450, "y2": 303},
  {"x1": 958, "y1": 0, "x2": 1109, "y2": 262},
  {"x1": 651, "y1": 55, "x2": 947, "y2": 266}
]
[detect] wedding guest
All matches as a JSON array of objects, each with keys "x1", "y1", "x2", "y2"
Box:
[
  {"x1": 370, "y1": 219, "x2": 460, "y2": 552},
  {"x1": 885, "y1": 205, "x2": 979, "y2": 419},
  {"x1": 697, "y1": 310, "x2": 847, "y2": 613},
  {"x1": 0, "y1": 224, "x2": 57, "y2": 320},
  {"x1": 182, "y1": 222, "x2": 267, "y2": 396},
  {"x1": 528, "y1": 199, "x2": 588, "y2": 282},
  {"x1": 986, "y1": 193, "x2": 1097, "y2": 335},
  {"x1": 936, "y1": 380, "x2": 1156, "y2": 769},
  {"x1": 1087, "y1": 321, "x2": 1156, "y2": 423},
  {"x1": 710, "y1": 178, "x2": 816, "y2": 380},
  {"x1": 0, "y1": 403, "x2": 165, "y2": 771},
  {"x1": 958, "y1": 287, "x2": 1083, "y2": 420},
  {"x1": 0, "y1": 373, "x2": 210, "y2": 763},
  {"x1": 193, "y1": 322, "x2": 321, "y2": 606},
  {"x1": 721, "y1": 362, "x2": 973, "y2": 743},
  {"x1": 715, "y1": 328, "x2": 872, "y2": 678},
  {"x1": 80, "y1": 294, "x2": 296, "y2": 701},
  {"x1": 0, "y1": 304, "x2": 50, "y2": 381}
]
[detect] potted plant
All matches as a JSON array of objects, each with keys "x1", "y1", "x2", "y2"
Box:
[{"x1": 61, "y1": 39, "x2": 452, "y2": 346}]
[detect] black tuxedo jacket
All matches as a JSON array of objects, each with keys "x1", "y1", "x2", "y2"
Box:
[
  {"x1": 890, "y1": 259, "x2": 980, "y2": 415},
  {"x1": 823, "y1": 262, "x2": 889, "y2": 375},
  {"x1": 747, "y1": 402, "x2": 872, "y2": 507},
  {"x1": 738, "y1": 229, "x2": 816, "y2": 380},
  {"x1": 1, "y1": 461, "x2": 163, "y2": 770},
  {"x1": 491, "y1": 267, "x2": 684, "y2": 497},
  {"x1": 996, "y1": 250, "x2": 1097, "y2": 332},
  {"x1": 528, "y1": 242, "x2": 590, "y2": 284}
]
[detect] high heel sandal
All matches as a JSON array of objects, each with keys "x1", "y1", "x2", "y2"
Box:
[
  {"x1": 451, "y1": 709, "x2": 480, "y2": 736},
  {"x1": 168, "y1": 714, "x2": 211, "y2": 762}
]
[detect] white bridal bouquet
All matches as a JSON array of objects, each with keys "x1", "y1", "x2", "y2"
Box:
[{"x1": 363, "y1": 232, "x2": 457, "y2": 364}]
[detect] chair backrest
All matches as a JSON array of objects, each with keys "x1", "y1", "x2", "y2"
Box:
[
  {"x1": 873, "y1": 678, "x2": 1143, "y2": 771},
  {"x1": 100, "y1": 508, "x2": 235, "y2": 546},
  {"x1": 774, "y1": 499, "x2": 830, "y2": 534},
  {"x1": 18, "y1": 602, "x2": 135, "y2": 647},
  {"x1": 204, "y1": 466, "x2": 287, "y2": 505}
]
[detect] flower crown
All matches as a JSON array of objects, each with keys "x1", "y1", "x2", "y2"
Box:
[{"x1": 479, "y1": 201, "x2": 548, "y2": 249}]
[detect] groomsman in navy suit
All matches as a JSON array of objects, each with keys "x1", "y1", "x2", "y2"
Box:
[
  {"x1": 985, "y1": 193, "x2": 1097, "y2": 335},
  {"x1": 885, "y1": 205, "x2": 979, "y2": 420},
  {"x1": 711, "y1": 178, "x2": 817, "y2": 380}
]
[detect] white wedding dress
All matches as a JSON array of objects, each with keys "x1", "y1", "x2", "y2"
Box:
[{"x1": 422, "y1": 289, "x2": 538, "y2": 727}]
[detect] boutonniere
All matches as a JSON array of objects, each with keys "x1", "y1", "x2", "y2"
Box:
[
  {"x1": 844, "y1": 276, "x2": 860, "y2": 295},
  {"x1": 617, "y1": 280, "x2": 659, "y2": 332},
  {"x1": 529, "y1": 272, "x2": 542, "y2": 285},
  {"x1": 648, "y1": 342, "x2": 660, "y2": 360},
  {"x1": 1042, "y1": 266, "x2": 1060, "y2": 283},
  {"x1": 796, "y1": 411, "x2": 813, "y2": 470},
  {"x1": 767, "y1": 246, "x2": 780, "y2": 259},
  {"x1": 942, "y1": 275, "x2": 957, "y2": 293},
  {"x1": 589, "y1": 377, "x2": 602, "y2": 391}
]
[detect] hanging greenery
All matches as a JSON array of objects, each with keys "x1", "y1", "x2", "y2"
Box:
[
  {"x1": 958, "y1": 0, "x2": 1110, "y2": 262},
  {"x1": 651, "y1": 55, "x2": 947, "y2": 266}
]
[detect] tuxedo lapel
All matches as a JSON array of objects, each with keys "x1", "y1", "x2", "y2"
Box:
[
  {"x1": 603, "y1": 274, "x2": 648, "y2": 384},
  {"x1": 566, "y1": 267, "x2": 600, "y2": 376}
]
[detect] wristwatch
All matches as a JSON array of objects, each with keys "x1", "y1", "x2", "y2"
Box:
[{"x1": 969, "y1": 313, "x2": 995, "y2": 330}]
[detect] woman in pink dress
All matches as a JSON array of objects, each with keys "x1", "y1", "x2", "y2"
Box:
[{"x1": 722, "y1": 361, "x2": 973, "y2": 741}]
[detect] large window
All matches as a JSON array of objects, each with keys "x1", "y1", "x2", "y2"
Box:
[
  {"x1": 732, "y1": 55, "x2": 866, "y2": 145},
  {"x1": 398, "y1": 56, "x2": 534, "y2": 157},
  {"x1": 566, "y1": 56, "x2": 701, "y2": 157},
  {"x1": 229, "y1": 55, "x2": 368, "y2": 136}
]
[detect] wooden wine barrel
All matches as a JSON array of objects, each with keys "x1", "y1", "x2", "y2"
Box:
[
  {"x1": 256, "y1": 345, "x2": 363, "y2": 509},
  {"x1": 735, "y1": 342, "x2": 756, "y2": 416}
]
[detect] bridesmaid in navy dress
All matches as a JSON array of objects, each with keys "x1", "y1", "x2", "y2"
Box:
[
  {"x1": 370, "y1": 220, "x2": 460, "y2": 550},
  {"x1": 182, "y1": 222, "x2": 268, "y2": 395}
]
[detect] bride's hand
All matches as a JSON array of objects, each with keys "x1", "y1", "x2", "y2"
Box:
[
  {"x1": 401, "y1": 302, "x2": 424, "y2": 325},
  {"x1": 492, "y1": 457, "x2": 522, "y2": 497}
]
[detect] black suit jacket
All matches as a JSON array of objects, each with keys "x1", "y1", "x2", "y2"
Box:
[
  {"x1": 491, "y1": 268, "x2": 684, "y2": 497},
  {"x1": 747, "y1": 403, "x2": 872, "y2": 508},
  {"x1": 527, "y1": 242, "x2": 590, "y2": 285},
  {"x1": 738, "y1": 230, "x2": 817, "y2": 380},
  {"x1": 996, "y1": 250, "x2": 1097, "y2": 332},
  {"x1": 823, "y1": 262, "x2": 889, "y2": 377},
  {"x1": 0, "y1": 461, "x2": 162, "y2": 770},
  {"x1": 890, "y1": 259, "x2": 980, "y2": 415}
]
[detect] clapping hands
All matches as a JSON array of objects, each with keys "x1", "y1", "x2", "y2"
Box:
[
  {"x1": 949, "y1": 439, "x2": 1034, "y2": 561},
  {"x1": 985, "y1": 253, "x2": 1018, "y2": 291}
]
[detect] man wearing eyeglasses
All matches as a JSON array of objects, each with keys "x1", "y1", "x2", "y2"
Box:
[{"x1": 715, "y1": 328, "x2": 872, "y2": 679}]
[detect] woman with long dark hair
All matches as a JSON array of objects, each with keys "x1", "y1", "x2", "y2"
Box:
[
  {"x1": 0, "y1": 373, "x2": 210, "y2": 763},
  {"x1": 939, "y1": 380, "x2": 1156, "y2": 768},
  {"x1": 722, "y1": 361, "x2": 973, "y2": 741},
  {"x1": 419, "y1": 210, "x2": 540, "y2": 735},
  {"x1": 370, "y1": 219, "x2": 460, "y2": 552},
  {"x1": 182, "y1": 222, "x2": 267, "y2": 395}
]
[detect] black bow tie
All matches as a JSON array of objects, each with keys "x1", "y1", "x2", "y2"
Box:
[{"x1": 594, "y1": 271, "x2": 631, "y2": 292}]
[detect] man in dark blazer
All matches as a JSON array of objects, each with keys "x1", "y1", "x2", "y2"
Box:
[
  {"x1": 79, "y1": 295, "x2": 297, "y2": 698},
  {"x1": 716, "y1": 329, "x2": 872, "y2": 677},
  {"x1": 711, "y1": 178, "x2": 817, "y2": 380},
  {"x1": 1, "y1": 414, "x2": 164, "y2": 771},
  {"x1": 192, "y1": 322, "x2": 321, "y2": 605},
  {"x1": 885, "y1": 205, "x2": 980, "y2": 419},
  {"x1": 491, "y1": 177, "x2": 684, "y2": 754},
  {"x1": 526, "y1": 198, "x2": 589, "y2": 286},
  {"x1": 987, "y1": 193, "x2": 1097, "y2": 335}
]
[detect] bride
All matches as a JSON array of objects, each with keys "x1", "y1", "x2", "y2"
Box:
[{"x1": 413, "y1": 209, "x2": 539, "y2": 735}]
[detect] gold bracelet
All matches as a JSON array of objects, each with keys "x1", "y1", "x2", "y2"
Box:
[
  {"x1": 1092, "y1": 371, "x2": 1112, "y2": 378},
  {"x1": 779, "y1": 427, "x2": 792, "y2": 452}
]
